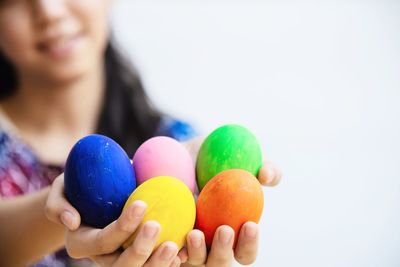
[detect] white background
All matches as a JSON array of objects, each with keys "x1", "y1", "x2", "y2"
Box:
[{"x1": 111, "y1": 1, "x2": 400, "y2": 266}]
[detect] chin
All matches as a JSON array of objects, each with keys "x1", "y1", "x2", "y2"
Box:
[
  {"x1": 36, "y1": 58, "x2": 98, "y2": 85},
  {"x1": 51, "y1": 69, "x2": 88, "y2": 84}
]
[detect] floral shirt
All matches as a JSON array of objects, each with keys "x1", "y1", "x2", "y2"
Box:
[{"x1": 0, "y1": 114, "x2": 197, "y2": 267}]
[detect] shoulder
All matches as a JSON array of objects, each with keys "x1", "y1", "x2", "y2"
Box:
[
  {"x1": 0, "y1": 105, "x2": 35, "y2": 164},
  {"x1": 0, "y1": 121, "x2": 46, "y2": 198},
  {"x1": 155, "y1": 116, "x2": 199, "y2": 142}
]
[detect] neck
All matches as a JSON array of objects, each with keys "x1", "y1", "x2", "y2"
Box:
[
  {"x1": 0, "y1": 64, "x2": 105, "y2": 165},
  {"x1": 2, "y1": 65, "x2": 105, "y2": 137}
]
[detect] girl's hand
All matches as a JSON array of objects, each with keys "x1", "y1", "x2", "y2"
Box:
[
  {"x1": 258, "y1": 160, "x2": 283, "y2": 187},
  {"x1": 179, "y1": 161, "x2": 282, "y2": 267},
  {"x1": 45, "y1": 137, "x2": 282, "y2": 267},
  {"x1": 45, "y1": 174, "x2": 181, "y2": 267},
  {"x1": 180, "y1": 223, "x2": 257, "y2": 267},
  {"x1": 182, "y1": 136, "x2": 283, "y2": 187},
  {"x1": 67, "y1": 218, "x2": 181, "y2": 267},
  {"x1": 45, "y1": 173, "x2": 81, "y2": 231}
]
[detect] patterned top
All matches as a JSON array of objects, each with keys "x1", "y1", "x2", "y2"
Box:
[{"x1": 0, "y1": 112, "x2": 197, "y2": 267}]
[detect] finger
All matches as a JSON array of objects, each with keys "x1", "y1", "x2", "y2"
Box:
[
  {"x1": 275, "y1": 167, "x2": 283, "y2": 185},
  {"x1": 91, "y1": 252, "x2": 120, "y2": 267},
  {"x1": 66, "y1": 201, "x2": 146, "y2": 258},
  {"x1": 186, "y1": 229, "x2": 207, "y2": 266},
  {"x1": 181, "y1": 135, "x2": 206, "y2": 163},
  {"x1": 45, "y1": 173, "x2": 81, "y2": 230},
  {"x1": 113, "y1": 221, "x2": 160, "y2": 267},
  {"x1": 206, "y1": 226, "x2": 234, "y2": 267},
  {"x1": 234, "y1": 222, "x2": 259, "y2": 265},
  {"x1": 169, "y1": 256, "x2": 182, "y2": 267},
  {"x1": 144, "y1": 241, "x2": 179, "y2": 267},
  {"x1": 177, "y1": 247, "x2": 188, "y2": 263},
  {"x1": 258, "y1": 161, "x2": 282, "y2": 187}
]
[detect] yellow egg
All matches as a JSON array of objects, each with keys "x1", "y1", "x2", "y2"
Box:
[{"x1": 122, "y1": 176, "x2": 196, "y2": 250}]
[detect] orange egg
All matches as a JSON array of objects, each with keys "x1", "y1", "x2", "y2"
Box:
[{"x1": 195, "y1": 169, "x2": 264, "y2": 248}]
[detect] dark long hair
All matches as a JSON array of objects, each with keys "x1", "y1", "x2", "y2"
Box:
[{"x1": 0, "y1": 41, "x2": 162, "y2": 157}]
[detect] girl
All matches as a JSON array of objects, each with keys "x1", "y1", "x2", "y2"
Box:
[{"x1": 0, "y1": 1, "x2": 282, "y2": 266}]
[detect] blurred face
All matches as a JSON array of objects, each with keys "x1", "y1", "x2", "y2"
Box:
[{"x1": 0, "y1": 0, "x2": 112, "y2": 84}]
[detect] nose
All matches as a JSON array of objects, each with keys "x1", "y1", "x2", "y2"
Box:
[{"x1": 33, "y1": 0, "x2": 68, "y2": 27}]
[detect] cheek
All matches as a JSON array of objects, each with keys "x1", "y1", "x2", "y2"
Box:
[
  {"x1": 0, "y1": 11, "x2": 35, "y2": 67},
  {"x1": 71, "y1": 0, "x2": 111, "y2": 56}
]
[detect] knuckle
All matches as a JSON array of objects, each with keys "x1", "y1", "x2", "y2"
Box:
[
  {"x1": 211, "y1": 253, "x2": 231, "y2": 265},
  {"x1": 66, "y1": 248, "x2": 80, "y2": 259},
  {"x1": 188, "y1": 258, "x2": 205, "y2": 266},
  {"x1": 171, "y1": 257, "x2": 181, "y2": 267},
  {"x1": 95, "y1": 241, "x2": 106, "y2": 254},
  {"x1": 129, "y1": 245, "x2": 151, "y2": 261},
  {"x1": 44, "y1": 202, "x2": 57, "y2": 219},
  {"x1": 65, "y1": 242, "x2": 82, "y2": 259},
  {"x1": 95, "y1": 230, "x2": 123, "y2": 254},
  {"x1": 115, "y1": 218, "x2": 129, "y2": 232},
  {"x1": 95, "y1": 235, "x2": 111, "y2": 254},
  {"x1": 188, "y1": 252, "x2": 206, "y2": 265},
  {"x1": 115, "y1": 217, "x2": 135, "y2": 233}
]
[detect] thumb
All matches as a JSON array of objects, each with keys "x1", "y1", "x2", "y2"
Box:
[{"x1": 45, "y1": 173, "x2": 81, "y2": 230}]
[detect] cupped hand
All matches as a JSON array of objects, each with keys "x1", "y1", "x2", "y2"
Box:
[
  {"x1": 182, "y1": 136, "x2": 282, "y2": 188},
  {"x1": 179, "y1": 161, "x2": 282, "y2": 266},
  {"x1": 180, "y1": 222, "x2": 258, "y2": 267},
  {"x1": 45, "y1": 174, "x2": 181, "y2": 267}
]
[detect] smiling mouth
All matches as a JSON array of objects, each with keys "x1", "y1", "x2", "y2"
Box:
[{"x1": 36, "y1": 33, "x2": 84, "y2": 59}]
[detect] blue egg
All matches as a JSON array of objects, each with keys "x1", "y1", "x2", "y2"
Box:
[{"x1": 65, "y1": 134, "x2": 136, "y2": 228}]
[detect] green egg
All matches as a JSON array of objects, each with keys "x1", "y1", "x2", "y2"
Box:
[{"x1": 196, "y1": 124, "x2": 262, "y2": 191}]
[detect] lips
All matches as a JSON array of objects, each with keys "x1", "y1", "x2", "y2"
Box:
[{"x1": 36, "y1": 32, "x2": 84, "y2": 59}]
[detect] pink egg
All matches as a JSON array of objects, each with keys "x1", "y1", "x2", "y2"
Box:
[{"x1": 133, "y1": 136, "x2": 197, "y2": 193}]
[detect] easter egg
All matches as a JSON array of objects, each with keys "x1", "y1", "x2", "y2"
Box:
[
  {"x1": 195, "y1": 169, "x2": 264, "y2": 248},
  {"x1": 196, "y1": 124, "x2": 262, "y2": 190},
  {"x1": 133, "y1": 136, "x2": 196, "y2": 193},
  {"x1": 64, "y1": 134, "x2": 136, "y2": 228},
  {"x1": 122, "y1": 176, "x2": 196, "y2": 250}
]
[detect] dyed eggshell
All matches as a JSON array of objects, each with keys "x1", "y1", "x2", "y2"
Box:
[
  {"x1": 133, "y1": 136, "x2": 196, "y2": 193},
  {"x1": 122, "y1": 176, "x2": 196, "y2": 250},
  {"x1": 195, "y1": 169, "x2": 264, "y2": 248},
  {"x1": 196, "y1": 124, "x2": 262, "y2": 190},
  {"x1": 65, "y1": 134, "x2": 136, "y2": 228}
]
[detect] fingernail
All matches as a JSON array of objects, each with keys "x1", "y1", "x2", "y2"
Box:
[
  {"x1": 218, "y1": 228, "x2": 232, "y2": 245},
  {"x1": 160, "y1": 244, "x2": 176, "y2": 261},
  {"x1": 190, "y1": 235, "x2": 202, "y2": 249},
  {"x1": 131, "y1": 202, "x2": 146, "y2": 219},
  {"x1": 266, "y1": 168, "x2": 276, "y2": 184},
  {"x1": 245, "y1": 224, "x2": 258, "y2": 239},
  {"x1": 61, "y1": 211, "x2": 74, "y2": 230},
  {"x1": 143, "y1": 222, "x2": 159, "y2": 239}
]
